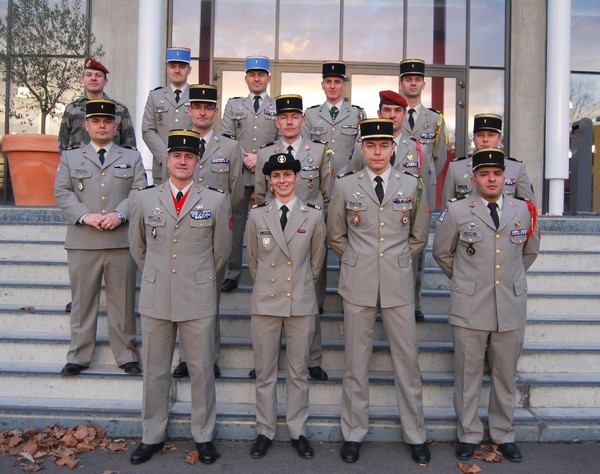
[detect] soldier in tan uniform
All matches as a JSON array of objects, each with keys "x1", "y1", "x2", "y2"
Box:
[
  {"x1": 433, "y1": 147, "x2": 540, "y2": 463},
  {"x1": 220, "y1": 56, "x2": 279, "y2": 293},
  {"x1": 142, "y1": 47, "x2": 194, "y2": 183},
  {"x1": 303, "y1": 61, "x2": 366, "y2": 174},
  {"x1": 442, "y1": 113, "x2": 535, "y2": 204},
  {"x1": 54, "y1": 99, "x2": 146, "y2": 376},
  {"x1": 247, "y1": 152, "x2": 325, "y2": 460},
  {"x1": 128, "y1": 130, "x2": 231, "y2": 466},
  {"x1": 327, "y1": 119, "x2": 431, "y2": 466}
]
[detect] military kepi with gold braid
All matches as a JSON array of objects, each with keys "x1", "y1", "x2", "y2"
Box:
[
  {"x1": 400, "y1": 58, "x2": 425, "y2": 77},
  {"x1": 167, "y1": 129, "x2": 201, "y2": 154},
  {"x1": 473, "y1": 113, "x2": 503, "y2": 134},
  {"x1": 275, "y1": 94, "x2": 303, "y2": 114},
  {"x1": 360, "y1": 118, "x2": 394, "y2": 140},
  {"x1": 472, "y1": 147, "x2": 505, "y2": 171},
  {"x1": 189, "y1": 84, "x2": 218, "y2": 103},
  {"x1": 85, "y1": 99, "x2": 116, "y2": 118}
]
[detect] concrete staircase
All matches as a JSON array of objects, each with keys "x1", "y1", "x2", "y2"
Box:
[{"x1": 1, "y1": 206, "x2": 599, "y2": 442}]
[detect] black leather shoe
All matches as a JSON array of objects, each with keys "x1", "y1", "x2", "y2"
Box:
[
  {"x1": 120, "y1": 361, "x2": 142, "y2": 374},
  {"x1": 250, "y1": 434, "x2": 272, "y2": 459},
  {"x1": 214, "y1": 364, "x2": 221, "y2": 378},
  {"x1": 65, "y1": 301, "x2": 72, "y2": 313},
  {"x1": 415, "y1": 310, "x2": 425, "y2": 322},
  {"x1": 130, "y1": 442, "x2": 164, "y2": 464},
  {"x1": 291, "y1": 435, "x2": 313, "y2": 459},
  {"x1": 410, "y1": 443, "x2": 431, "y2": 464},
  {"x1": 498, "y1": 442, "x2": 522, "y2": 462},
  {"x1": 248, "y1": 368, "x2": 256, "y2": 379},
  {"x1": 221, "y1": 279, "x2": 238, "y2": 292},
  {"x1": 308, "y1": 366, "x2": 328, "y2": 380},
  {"x1": 172, "y1": 362, "x2": 189, "y2": 378},
  {"x1": 196, "y1": 441, "x2": 219, "y2": 464},
  {"x1": 61, "y1": 363, "x2": 88, "y2": 376},
  {"x1": 455, "y1": 442, "x2": 478, "y2": 461},
  {"x1": 340, "y1": 441, "x2": 361, "y2": 463}
]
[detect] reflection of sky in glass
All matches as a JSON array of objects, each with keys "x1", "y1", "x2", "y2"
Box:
[
  {"x1": 172, "y1": 0, "x2": 201, "y2": 56},
  {"x1": 343, "y1": 1, "x2": 404, "y2": 62},
  {"x1": 469, "y1": 0, "x2": 505, "y2": 67},
  {"x1": 280, "y1": 73, "x2": 324, "y2": 109},
  {"x1": 351, "y1": 75, "x2": 398, "y2": 118},
  {"x1": 214, "y1": 0, "x2": 276, "y2": 58},
  {"x1": 407, "y1": 0, "x2": 434, "y2": 62},
  {"x1": 571, "y1": 0, "x2": 600, "y2": 71},
  {"x1": 445, "y1": 0, "x2": 466, "y2": 65},
  {"x1": 467, "y1": 69, "x2": 504, "y2": 149},
  {"x1": 279, "y1": 0, "x2": 339, "y2": 60}
]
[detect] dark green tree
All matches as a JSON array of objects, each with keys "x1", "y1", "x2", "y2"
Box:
[{"x1": 0, "y1": 0, "x2": 103, "y2": 133}]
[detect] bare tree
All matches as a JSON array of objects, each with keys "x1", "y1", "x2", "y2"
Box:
[{"x1": 570, "y1": 76, "x2": 600, "y2": 127}]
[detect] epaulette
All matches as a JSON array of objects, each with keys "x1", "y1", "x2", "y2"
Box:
[
  {"x1": 260, "y1": 141, "x2": 276, "y2": 149},
  {"x1": 351, "y1": 104, "x2": 364, "y2": 110},
  {"x1": 449, "y1": 195, "x2": 467, "y2": 203},
  {"x1": 228, "y1": 96, "x2": 242, "y2": 100},
  {"x1": 205, "y1": 186, "x2": 224, "y2": 193},
  {"x1": 121, "y1": 145, "x2": 137, "y2": 151},
  {"x1": 428, "y1": 107, "x2": 442, "y2": 114},
  {"x1": 65, "y1": 144, "x2": 84, "y2": 151},
  {"x1": 305, "y1": 202, "x2": 321, "y2": 210},
  {"x1": 307, "y1": 104, "x2": 320, "y2": 109},
  {"x1": 506, "y1": 156, "x2": 523, "y2": 163},
  {"x1": 151, "y1": 86, "x2": 162, "y2": 91},
  {"x1": 452, "y1": 155, "x2": 468, "y2": 162},
  {"x1": 221, "y1": 133, "x2": 236, "y2": 140},
  {"x1": 312, "y1": 139, "x2": 327, "y2": 146},
  {"x1": 138, "y1": 184, "x2": 156, "y2": 191},
  {"x1": 337, "y1": 170, "x2": 355, "y2": 179},
  {"x1": 252, "y1": 202, "x2": 268, "y2": 209},
  {"x1": 402, "y1": 170, "x2": 420, "y2": 179}
]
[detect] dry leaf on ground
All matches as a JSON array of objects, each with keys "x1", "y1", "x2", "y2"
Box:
[{"x1": 458, "y1": 462, "x2": 482, "y2": 473}]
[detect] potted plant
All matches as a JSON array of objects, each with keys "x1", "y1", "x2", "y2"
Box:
[{"x1": 0, "y1": 0, "x2": 102, "y2": 205}]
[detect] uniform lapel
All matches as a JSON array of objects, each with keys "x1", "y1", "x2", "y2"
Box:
[
  {"x1": 158, "y1": 183, "x2": 178, "y2": 220},
  {"x1": 243, "y1": 95, "x2": 255, "y2": 113},
  {"x1": 201, "y1": 134, "x2": 219, "y2": 165},
  {"x1": 264, "y1": 203, "x2": 290, "y2": 258},
  {"x1": 102, "y1": 146, "x2": 120, "y2": 169},
  {"x1": 472, "y1": 196, "x2": 497, "y2": 231},
  {"x1": 284, "y1": 204, "x2": 307, "y2": 244},
  {"x1": 81, "y1": 144, "x2": 101, "y2": 168},
  {"x1": 356, "y1": 169, "x2": 380, "y2": 206},
  {"x1": 335, "y1": 102, "x2": 352, "y2": 123},
  {"x1": 382, "y1": 171, "x2": 402, "y2": 206},
  {"x1": 319, "y1": 104, "x2": 334, "y2": 125},
  {"x1": 163, "y1": 87, "x2": 178, "y2": 108},
  {"x1": 498, "y1": 197, "x2": 517, "y2": 231},
  {"x1": 178, "y1": 184, "x2": 203, "y2": 222}
]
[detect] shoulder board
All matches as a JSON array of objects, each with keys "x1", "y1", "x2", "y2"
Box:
[
  {"x1": 351, "y1": 104, "x2": 364, "y2": 110},
  {"x1": 307, "y1": 104, "x2": 320, "y2": 109},
  {"x1": 305, "y1": 202, "x2": 321, "y2": 210},
  {"x1": 402, "y1": 170, "x2": 420, "y2": 179},
  {"x1": 252, "y1": 202, "x2": 268, "y2": 209},
  {"x1": 151, "y1": 86, "x2": 162, "y2": 91},
  {"x1": 120, "y1": 145, "x2": 137, "y2": 151},
  {"x1": 260, "y1": 141, "x2": 276, "y2": 149},
  {"x1": 228, "y1": 96, "x2": 242, "y2": 100},
  {"x1": 337, "y1": 170, "x2": 355, "y2": 179},
  {"x1": 452, "y1": 155, "x2": 468, "y2": 162},
  {"x1": 65, "y1": 144, "x2": 84, "y2": 151},
  {"x1": 312, "y1": 139, "x2": 327, "y2": 146},
  {"x1": 138, "y1": 184, "x2": 157, "y2": 191},
  {"x1": 514, "y1": 196, "x2": 531, "y2": 203},
  {"x1": 449, "y1": 195, "x2": 467, "y2": 203},
  {"x1": 205, "y1": 186, "x2": 224, "y2": 193},
  {"x1": 221, "y1": 133, "x2": 236, "y2": 140},
  {"x1": 506, "y1": 156, "x2": 523, "y2": 163},
  {"x1": 428, "y1": 108, "x2": 442, "y2": 115}
]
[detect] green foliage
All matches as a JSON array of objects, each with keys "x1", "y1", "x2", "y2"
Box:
[{"x1": 0, "y1": 0, "x2": 103, "y2": 133}]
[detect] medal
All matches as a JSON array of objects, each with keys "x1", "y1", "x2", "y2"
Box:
[
  {"x1": 151, "y1": 227, "x2": 156, "y2": 239},
  {"x1": 402, "y1": 210, "x2": 408, "y2": 225},
  {"x1": 466, "y1": 243, "x2": 475, "y2": 256},
  {"x1": 78, "y1": 180, "x2": 84, "y2": 191},
  {"x1": 352, "y1": 211, "x2": 360, "y2": 226},
  {"x1": 308, "y1": 180, "x2": 314, "y2": 189}
]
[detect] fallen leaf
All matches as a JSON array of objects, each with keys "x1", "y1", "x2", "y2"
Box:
[
  {"x1": 76, "y1": 442, "x2": 95, "y2": 453},
  {"x1": 159, "y1": 443, "x2": 177, "y2": 454},
  {"x1": 19, "y1": 305, "x2": 35, "y2": 311},
  {"x1": 61, "y1": 434, "x2": 78, "y2": 448},
  {"x1": 104, "y1": 441, "x2": 128, "y2": 452},
  {"x1": 19, "y1": 463, "x2": 43, "y2": 473},
  {"x1": 8, "y1": 434, "x2": 23, "y2": 448},
  {"x1": 55, "y1": 456, "x2": 80, "y2": 469},
  {"x1": 21, "y1": 440, "x2": 38, "y2": 454},
  {"x1": 184, "y1": 450, "x2": 199, "y2": 465},
  {"x1": 458, "y1": 462, "x2": 482, "y2": 473},
  {"x1": 101, "y1": 471, "x2": 119, "y2": 474}
]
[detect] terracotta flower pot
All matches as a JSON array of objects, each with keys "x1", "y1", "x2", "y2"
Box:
[{"x1": 2, "y1": 134, "x2": 60, "y2": 206}]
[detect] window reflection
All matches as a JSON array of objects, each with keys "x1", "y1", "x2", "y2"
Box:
[
  {"x1": 214, "y1": 0, "x2": 276, "y2": 58},
  {"x1": 406, "y1": 0, "x2": 434, "y2": 62},
  {"x1": 350, "y1": 75, "x2": 398, "y2": 118},
  {"x1": 570, "y1": 74, "x2": 600, "y2": 125},
  {"x1": 343, "y1": 0, "x2": 404, "y2": 62},
  {"x1": 280, "y1": 72, "x2": 324, "y2": 109},
  {"x1": 469, "y1": 0, "x2": 505, "y2": 67},
  {"x1": 467, "y1": 69, "x2": 504, "y2": 150},
  {"x1": 172, "y1": 0, "x2": 201, "y2": 56},
  {"x1": 279, "y1": 0, "x2": 339, "y2": 60},
  {"x1": 571, "y1": 0, "x2": 600, "y2": 72}
]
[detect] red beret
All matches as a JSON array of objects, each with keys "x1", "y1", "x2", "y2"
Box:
[
  {"x1": 379, "y1": 90, "x2": 408, "y2": 108},
  {"x1": 84, "y1": 58, "x2": 109, "y2": 74}
]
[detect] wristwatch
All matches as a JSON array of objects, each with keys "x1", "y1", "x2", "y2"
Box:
[{"x1": 117, "y1": 212, "x2": 126, "y2": 223}]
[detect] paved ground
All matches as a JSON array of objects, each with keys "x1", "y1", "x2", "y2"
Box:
[{"x1": 1, "y1": 439, "x2": 598, "y2": 473}]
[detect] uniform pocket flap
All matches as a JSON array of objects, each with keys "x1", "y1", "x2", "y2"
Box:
[
  {"x1": 340, "y1": 253, "x2": 358, "y2": 266},
  {"x1": 195, "y1": 269, "x2": 216, "y2": 284},
  {"x1": 450, "y1": 278, "x2": 476, "y2": 295},
  {"x1": 142, "y1": 268, "x2": 157, "y2": 283}
]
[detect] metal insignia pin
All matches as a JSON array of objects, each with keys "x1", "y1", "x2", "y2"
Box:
[
  {"x1": 515, "y1": 220, "x2": 521, "y2": 228},
  {"x1": 352, "y1": 192, "x2": 363, "y2": 200},
  {"x1": 468, "y1": 222, "x2": 478, "y2": 231},
  {"x1": 152, "y1": 207, "x2": 162, "y2": 216},
  {"x1": 195, "y1": 204, "x2": 204, "y2": 209}
]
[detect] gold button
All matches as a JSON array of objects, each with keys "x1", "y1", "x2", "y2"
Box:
[
  {"x1": 172, "y1": 254, "x2": 177, "y2": 259},
  {"x1": 402, "y1": 206, "x2": 406, "y2": 211},
  {"x1": 496, "y1": 234, "x2": 500, "y2": 239},
  {"x1": 101, "y1": 183, "x2": 105, "y2": 188},
  {"x1": 495, "y1": 280, "x2": 500, "y2": 285},
  {"x1": 209, "y1": 276, "x2": 213, "y2": 280},
  {"x1": 286, "y1": 277, "x2": 291, "y2": 282},
  {"x1": 286, "y1": 292, "x2": 291, "y2": 297},
  {"x1": 172, "y1": 269, "x2": 177, "y2": 274},
  {"x1": 199, "y1": 165, "x2": 203, "y2": 169},
  {"x1": 380, "y1": 238, "x2": 384, "y2": 242},
  {"x1": 101, "y1": 172, "x2": 106, "y2": 176},
  {"x1": 101, "y1": 196, "x2": 106, "y2": 201},
  {"x1": 173, "y1": 239, "x2": 178, "y2": 243},
  {"x1": 379, "y1": 253, "x2": 384, "y2": 258},
  {"x1": 380, "y1": 222, "x2": 384, "y2": 227},
  {"x1": 287, "y1": 261, "x2": 292, "y2": 266},
  {"x1": 468, "y1": 238, "x2": 473, "y2": 242},
  {"x1": 271, "y1": 278, "x2": 276, "y2": 283},
  {"x1": 200, "y1": 223, "x2": 204, "y2": 227},
  {"x1": 269, "y1": 294, "x2": 275, "y2": 298},
  {"x1": 198, "y1": 178, "x2": 203, "y2": 182},
  {"x1": 101, "y1": 209, "x2": 106, "y2": 214},
  {"x1": 271, "y1": 263, "x2": 276, "y2": 267},
  {"x1": 495, "y1": 264, "x2": 500, "y2": 269},
  {"x1": 175, "y1": 224, "x2": 179, "y2": 229},
  {"x1": 379, "y1": 207, "x2": 384, "y2": 212},
  {"x1": 496, "y1": 249, "x2": 500, "y2": 254}
]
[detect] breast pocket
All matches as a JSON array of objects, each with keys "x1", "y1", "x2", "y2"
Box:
[
  {"x1": 233, "y1": 111, "x2": 248, "y2": 127},
  {"x1": 190, "y1": 218, "x2": 212, "y2": 244},
  {"x1": 70, "y1": 169, "x2": 92, "y2": 194},
  {"x1": 346, "y1": 201, "x2": 367, "y2": 226},
  {"x1": 300, "y1": 166, "x2": 320, "y2": 181},
  {"x1": 145, "y1": 217, "x2": 166, "y2": 244},
  {"x1": 340, "y1": 126, "x2": 358, "y2": 137},
  {"x1": 392, "y1": 202, "x2": 413, "y2": 229},
  {"x1": 154, "y1": 105, "x2": 169, "y2": 122},
  {"x1": 459, "y1": 231, "x2": 484, "y2": 260}
]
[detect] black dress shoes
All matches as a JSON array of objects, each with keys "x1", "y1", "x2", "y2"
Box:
[
  {"x1": 250, "y1": 434, "x2": 272, "y2": 459},
  {"x1": 409, "y1": 443, "x2": 431, "y2": 464},
  {"x1": 291, "y1": 435, "x2": 313, "y2": 459},
  {"x1": 308, "y1": 366, "x2": 328, "y2": 380},
  {"x1": 221, "y1": 279, "x2": 238, "y2": 292},
  {"x1": 65, "y1": 301, "x2": 72, "y2": 313},
  {"x1": 340, "y1": 441, "x2": 361, "y2": 463},
  {"x1": 130, "y1": 442, "x2": 164, "y2": 464},
  {"x1": 196, "y1": 441, "x2": 219, "y2": 464},
  {"x1": 415, "y1": 310, "x2": 425, "y2": 322},
  {"x1": 214, "y1": 363, "x2": 221, "y2": 378},
  {"x1": 498, "y1": 442, "x2": 522, "y2": 462},
  {"x1": 120, "y1": 361, "x2": 142, "y2": 374},
  {"x1": 248, "y1": 368, "x2": 256, "y2": 378},
  {"x1": 172, "y1": 361, "x2": 189, "y2": 378},
  {"x1": 455, "y1": 442, "x2": 478, "y2": 461},
  {"x1": 61, "y1": 363, "x2": 88, "y2": 376}
]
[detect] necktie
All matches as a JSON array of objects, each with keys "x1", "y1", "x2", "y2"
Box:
[
  {"x1": 176, "y1": 191, "x2": 184, "y2": 202},
  {"x1": 280, "y1": 205, "x2": 288, "y2": 230},
  {"x1": 488, "y1": 202, "x2": 500, "y2": 229},
  {"x1": 374, "y1": 176, "x2": 384, "y2": 204},
  {"x1": 390, "y1": 150, "x2": 396, "y2": 167},
  {"x1": 199, "y1": 138, "x2": 206, "y2": 159},
  {"x1": 253, "y1": 95, "x2": 261, "y2": 113},
  {"x1": 98, "y1": 148, "x2": 106, "y2": 165},
  {"x1": 174, "y1": 89, "x2": 181, "y2": 103},
  {"x1": 408, "y1": 108, "x2": 415, "y2": 129},
  {"x1": 286, "y1": 145, "x2": 294, "y2": 156},
  {"x1": 330, "y1": 105, "x2": 339, "y2": 121}
]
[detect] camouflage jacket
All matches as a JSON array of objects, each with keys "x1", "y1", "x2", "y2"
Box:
[{"x1": 58, "y1": 93, "x2": 137, "y2": 152}]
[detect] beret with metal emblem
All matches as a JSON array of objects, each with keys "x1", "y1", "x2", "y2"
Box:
[
  {"x1": 275, "y1": 94, "x2": 303, "y2": 115},
  {"x1": 472, "y1": 147, "x2": 505, "y2": 171},
  {"x1": 86, "y1": 99, "x2": 116, "y2": 118},
  {"x1": 84, "y1": 58, "x2": 109, "y2": 74},
  {"x1": 400, "y1": 58, "x2": 426, "y2": 77},
  {"x1": 189, "y1": 84, "x2": 218, "y2": 103},
  {"x1": 262, "y1": 152, "x2": 301, "y2": 175},
  {"x1": 360, "y1": 118, "x2": 394, "y2": 140},
  {"x1": 379, "y1": 90, "x2": 408, "y2": 108},
  {"x1": 167, "y1": 129, "x2": 201, "y2": 154},
  {"x1": 166, "y1": 47, "x2": 191, "y2": 64},
  {"x1": 322, "y1": 60, "x2": 346, "y2": 80},
  {"x1": 473, "y1": 113, "x2": 503, "y2": 134},
  {"x1": 245, "y1": 55, "x2": 270, "y2": 73}
]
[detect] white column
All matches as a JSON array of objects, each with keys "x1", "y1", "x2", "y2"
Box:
[
  {"x1": 545, "y1": 0, "x2": 571, "y2": 215},
  {"x1": 135, "y1": 0, "x2": 163, "y2": 184}
]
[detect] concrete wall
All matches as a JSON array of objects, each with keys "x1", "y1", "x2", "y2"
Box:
[{"x1": 509, "y1": 0, "x2": 547, "y2": 210}]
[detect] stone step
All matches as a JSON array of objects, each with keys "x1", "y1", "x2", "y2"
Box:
[
  {"x1": 538, "y1": 232, "x2": 600, "y2": 252},
  {"x1": 0, "y1": 241, "x2": 67, "y2": 261},
  {"x1": 0, "y1": 223, "x2": 67, "y2": 241}
]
